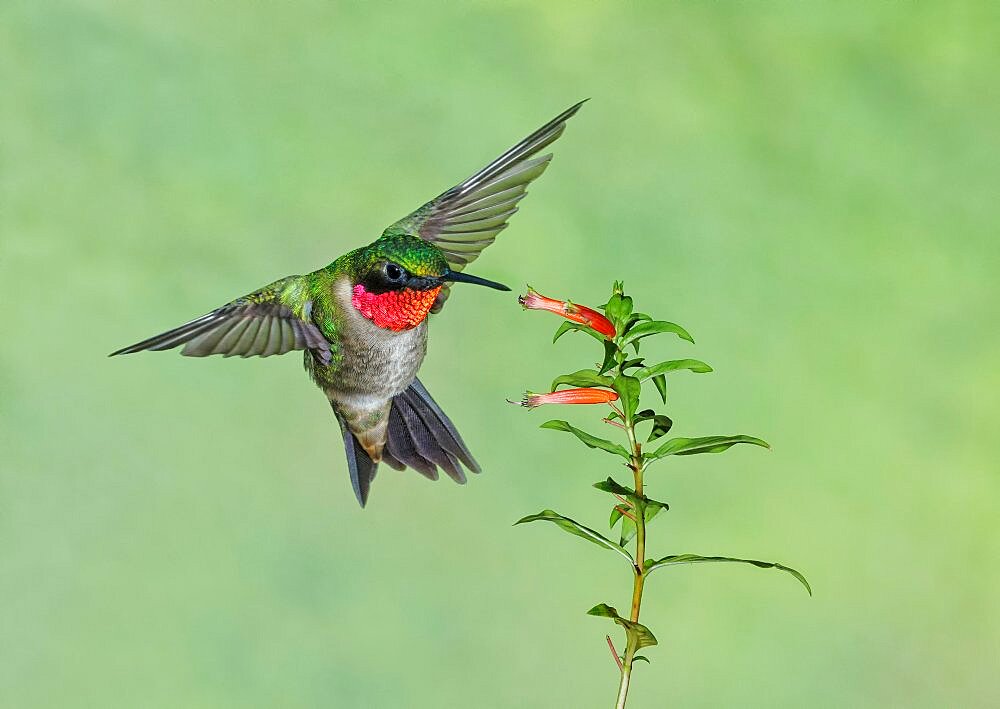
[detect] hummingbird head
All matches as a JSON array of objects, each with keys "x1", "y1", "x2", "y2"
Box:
[{"x1": 349, "y1": 235, "x2": 509, "y2": 331}]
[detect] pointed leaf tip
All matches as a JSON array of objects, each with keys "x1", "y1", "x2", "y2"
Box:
[
  {"x1": 540, "y1": 420, "x2": 631, "y2": 459},
  {"x1": 598, "y1": 339, "x2": 618, "y2": 375},
  {"x1": 645, "y1": 435, "x2": 770, "y2": 460},
  {"x1": 622, "y1": 320, "x2": 695, "y2": 346},
  {"x1": 587, "y1": 602, "x2": 619, "y2": 617},
  {"x1": 634, "y1": 358, "x2": 713, "y2": 381},
  {"x1": 644, "y1": 554, "x2": 812, "y2": 596},
  {"x1": 593, "y1": 477, "x2": 634, "y2": 496},
  {"x1": 516, "y1": 510, "x2": 634, "y2": 564},
  {"x1": 652, "y1": 374, "x2": 668, "y2": 404}
]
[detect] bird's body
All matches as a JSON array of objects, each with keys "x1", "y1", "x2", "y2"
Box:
[
  {"x1": 112, "y1": 102, "x2": 584, "y2": 506},
  {"x1": 307, "y1": 254, "x2": 434, "y2": 466}
]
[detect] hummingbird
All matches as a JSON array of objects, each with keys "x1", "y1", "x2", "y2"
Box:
[{"x1": 111, "y1": 101, "x2": 584, "y2": 507}]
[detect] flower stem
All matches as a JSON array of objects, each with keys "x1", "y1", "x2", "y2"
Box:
[
  {"x1": 624, "y1": 418, "x2": 646, "y2": 622},
  {"x1": 614, "y1": 406, "x2": 647, "y2": 709}
]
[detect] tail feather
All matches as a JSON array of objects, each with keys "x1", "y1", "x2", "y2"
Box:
[
  {"x1": 335, "y1": 408, "x2": 378, "y2": 507},
  {"x1": 381, "y1": 449, "x2": 406, "y2": 472},
  {"x1": 391, "y1": 395, "x2": 465, "y2": 483},
  {"x1": 335, "y1": 378, "x2": 481, "y2": 507},
  {"x1": 385, "y1": 403, "x2": 439, "y2": 481},
  {"x1": 405, "y1": 379, "x2": 481, "y2": 474}
]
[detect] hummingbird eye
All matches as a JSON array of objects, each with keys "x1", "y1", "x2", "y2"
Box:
[
  {"x1": 383, "y1": 262, "x2": 405, "y2": 282},
  {"x1": 383, "y1": 261, "x2": 405, "y2": 281}
]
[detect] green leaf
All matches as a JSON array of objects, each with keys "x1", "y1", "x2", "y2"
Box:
[
  {"x1": 552, "y1": 321, "x2": 578, "y2": 343},
  {"x1": 644, "y1": 497, "x2": 669, "y2": 517},
  {"x1": 605, "y1": 293, "x2": 634, "y2": 330},
  {"x1": 652, "y1": 374, "x2": 667, "y2": 403},
  {"x1": 593, "y1": 478, "x2": 634, "y2": 497},
  {"x1": 620, "y1": 357, "x2": 645, "y2": 371},
  {"x1": 587, "y1": 603, "x2": 658, "y2": 651},
  {"x1": 618, "y1": 497, "x2": 668, "y2": 544},
  {"x1": 612, "y1": 374, "x2": 641, "y2": 421},
  {"x1": 635, "y1": 410, "x2": 673, "y2": 441},
  {"x1": 646, "y1": 435, "x2": 770, "y2": 460},
  {"x1": 587, "y1": 602, "x2": 620, "y2": 618},
  {"x1": 594, "y1": 473, "x2": 673, "y2": 541},
  {"x1": 540, "y1": 420, "x2": 631, "y2": 459},
  {"x1": 551, "y1": 369, "x2": 614, "y2": 391},
  {"x1": 515, "y1": 511, "x2": 633, "y2": 564},
  {"x1": 646, "y1": 415, "x2": 673, "y2": 442},
  {"x1": 593, "y1": 476, "x2": 670, "y2": 541},
  {"x1": 553, "y1": 321, "x2": 605, "y2": 343},
  {"x1": 619, "y1": 515, "x2": 636, "y2": 545},
  {"x1": 633, "y1": 655, "x2": 651, "y2": 664},
  {"x1": 629, "y1": 623, "x2": 659, "y2": 651},
  {"x1": 634, "y1": 358, "x2": 713, "y2": 381},
  {"x1": 621, "y1": 320, "x2": 695, "y2": 346},
  {"x1": 622, "y1": 312, "x2": 652, "y2": 337},
  {"x1": 644, "y1": 554, "x2": 812, "y2": 596},
  {"x1": 598, "y1": 339, "x2": 618, "y2": 375}
]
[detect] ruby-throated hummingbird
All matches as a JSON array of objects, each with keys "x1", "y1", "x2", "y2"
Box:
[{"x1": 112, "y1": 101, "x2": 584, "y2": 506}]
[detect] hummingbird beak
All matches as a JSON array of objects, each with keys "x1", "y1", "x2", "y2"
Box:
[{"x1": 439, "y1": 269, "x2": 511, "y2": 292}]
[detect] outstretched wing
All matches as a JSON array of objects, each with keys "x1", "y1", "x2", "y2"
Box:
[
  {"x1": 110, "y1": 276, "x2": 332, "y2": 364},
  {"x1": 381, "y1": 100, "x2": 586, "y2": 271}
]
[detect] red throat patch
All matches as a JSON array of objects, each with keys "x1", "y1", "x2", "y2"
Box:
[{"x1": 351, "y1": 284, "x2": 442, "y2": 331}]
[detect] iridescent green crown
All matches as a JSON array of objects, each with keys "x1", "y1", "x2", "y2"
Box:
[{"x1": 369, "y1": 234, "x2": 448, "y2": 277}]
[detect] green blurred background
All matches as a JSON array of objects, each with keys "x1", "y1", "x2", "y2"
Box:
[{"x1": 3, "y1": 1, "x2": 998, "y2": 707}]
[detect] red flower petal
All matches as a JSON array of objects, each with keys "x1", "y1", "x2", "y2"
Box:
[
  {"x1": 518, "y1": 287, "x2": 616, "y2": 339},
  {"x1": 520, "y1": 387, "x2": 620, "y2": 409}
]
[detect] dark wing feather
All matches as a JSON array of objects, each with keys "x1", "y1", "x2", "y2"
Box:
[
  {"x1": 381, "y1": 100, "x2": 586, "y2": 272},
  {"x1": 110, "y1": 277, "x2": 332, "y2": 364}
]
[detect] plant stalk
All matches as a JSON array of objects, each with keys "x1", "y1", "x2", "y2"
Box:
[
  {"x1": 615, "y1": 662, "x2": 632, "y2": 709},
  {"x1": 614, "y1": 409, "x2": 647, "y2": 709}
]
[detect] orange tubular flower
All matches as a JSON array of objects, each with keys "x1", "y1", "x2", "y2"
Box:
[
  {"x1": 518, "y1": 287, "x2": 617, "y2": 339},
  {"x1": 519, "y1": 387, "x2": 620, "y2": 409}
]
